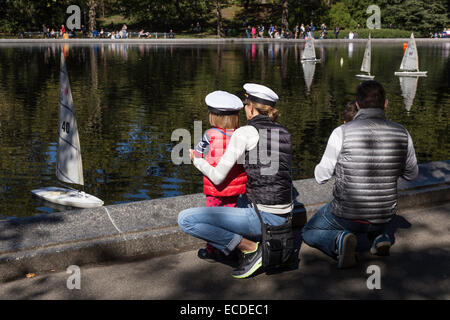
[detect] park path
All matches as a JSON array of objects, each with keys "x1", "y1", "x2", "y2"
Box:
[{"x1": 0, "y1": 202, "x2": 448, "y2": 300}]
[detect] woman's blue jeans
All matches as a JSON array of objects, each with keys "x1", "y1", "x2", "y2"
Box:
[
  {"x1": 178, "y1": 203, "x2": 287, "y2": 256},
  {"x1": 301, "y1": 203, "x2": 389, "y2": 259}
]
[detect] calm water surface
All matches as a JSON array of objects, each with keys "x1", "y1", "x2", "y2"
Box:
[{"x1": 0, "y1": 41, "x2": 449, "y2": 218}]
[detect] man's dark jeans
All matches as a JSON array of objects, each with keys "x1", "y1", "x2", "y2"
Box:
[{"x1": 301, "y1": 203, "x2": 389, "y2": 259}]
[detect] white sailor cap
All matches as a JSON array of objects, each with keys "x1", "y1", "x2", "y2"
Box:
[
  {"x1": 205, "y1": 90, "x2": 244, "y2": 115},
  {"x1": 243, "y1": 83, "x2": 279, "y2": 106}
]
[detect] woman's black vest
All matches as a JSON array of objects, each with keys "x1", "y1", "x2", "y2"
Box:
[
  {"x1": 331, "y1": 108, "x2": 409, "y2": 224},
  {"x1": 244, "y1": 115, "x2": 293, "y2": 205}
]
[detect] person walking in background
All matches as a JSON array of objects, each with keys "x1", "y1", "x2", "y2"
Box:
[
  {"x1": 121, "y1": 24, "x2": 127, "y2": 38},
  {"x1": 310, "y1": 21, "x2": 315, "y2": 38},
  {"x1": 334, "y1": 26, "x2": 340, "y2": 39},
  {"x1": 268, "y1": 24, "x2": 274, "y2": 38},
  {"x1": 294, "y1": 25, "x2": 299, "y2": 39},
  {"x1": 301, "y1": 80, "x2": 418, "y2": 269},
  {"x1": 81, "y1": 25, "x2": 87, "y2": 38},
  {"x1": 42, "y1": 24, "x2": 48, "y2": 38},
  {"x1": 246, "y1": 25, "x2": 251, "y2": 38},
  {"x1": 251, "y1": 26, "x2": 257, "y2": 39},
  {"x1": 305, "y1": 23, "x2": 311, "y2": 38},
  {"x1": 60, "y1": 24, "x2": 66, "y2": 37}
]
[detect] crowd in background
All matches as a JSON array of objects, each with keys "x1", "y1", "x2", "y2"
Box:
[
  {"x1": 37, "y1": 20, "x2": 449, "y2": 40},
  {"x1": 41, "y1": 23, "x2": 130, "y2": 39}
]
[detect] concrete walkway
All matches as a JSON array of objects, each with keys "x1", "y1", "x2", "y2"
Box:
[{"x1": 1, "y1": 202, "x2": 448, "y2": 300}]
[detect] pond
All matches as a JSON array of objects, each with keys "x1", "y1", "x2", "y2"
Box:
[{"x1": 0, "y1": 41, "x2": 449, "y2": 218}]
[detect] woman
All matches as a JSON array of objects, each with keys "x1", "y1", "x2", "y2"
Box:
[{"x1": 178, "y1": 83, "x2": 293, "y2": 279}]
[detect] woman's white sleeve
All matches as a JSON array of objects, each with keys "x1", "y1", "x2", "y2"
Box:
[{"x1": 193, "y1": 126, "x2": 258, "y2": 185}]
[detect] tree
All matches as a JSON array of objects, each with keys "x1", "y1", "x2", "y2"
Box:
[
  {"x1": 88, "y1": 0, "x2": 97, "y2": 31},
  {"x1": 216, "y1": 0, "x2": 224, "y2": 37},
  {"x1": 328, "y1": 2, "x2": 357, "y2": 29},
  {"x1": 281, "y1": 0, "x2": 289, "y2": 30}
]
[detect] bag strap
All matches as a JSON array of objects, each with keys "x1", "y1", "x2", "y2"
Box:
[{"x1": 248, "y1": 193, "x2": 267, "y2": 234}]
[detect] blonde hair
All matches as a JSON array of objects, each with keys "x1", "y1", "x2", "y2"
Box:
[
  {"x1": 249, "y1": 101, "x2": 280, "y2": 122},
  {"x1": 209, "y1": 113, "x2": 240, "y2": 129}
]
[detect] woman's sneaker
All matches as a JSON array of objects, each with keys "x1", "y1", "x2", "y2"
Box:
[
  {"x1": 231, "y1": 242, "x2": 262, "y2": 279},
  {"x1": 370, "y1": 234, "x2": 391, "y2": 256},
  {"x1": 336, "y1": 231, "x2": 357, "y2": 269}
]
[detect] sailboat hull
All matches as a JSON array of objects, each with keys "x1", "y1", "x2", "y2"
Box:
[
  {"x1": 395, "y1": 71, "x2": 427, "y2": 77},
  {"x1": 32, "y1": 186, "x2": 104, "y2": 208},
  {"x1": 356, "y1": 74, "x2": 375, "y2": 80},
  {"x1": 301, "y1": 58, "x2": 321, "y2": 62}
]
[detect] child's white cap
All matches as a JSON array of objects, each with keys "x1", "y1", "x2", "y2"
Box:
[
  {"x1": 243, "y1": 83, "x2": 279, "y2": 106},
  {"x1": 205, "y1": 91, "x2": 244, "y2": 115}
]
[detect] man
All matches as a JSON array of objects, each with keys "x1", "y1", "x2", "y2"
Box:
[{"x1": 302, "y1": 80, "x2": 418, "y2": 269}]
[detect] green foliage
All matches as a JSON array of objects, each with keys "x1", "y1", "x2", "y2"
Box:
[
  {"x1": 0, "y1": 0, "x2": 87, "y2": 33},
  {"x1": 392, "y1": 0, "x2": 448, "y2": 32},
  {"x1": 327, "y1": 2, "x2": 357, "y2": 29},
  {"x1": 117, "y1": 0, "x2": 216, "y2": 31}
]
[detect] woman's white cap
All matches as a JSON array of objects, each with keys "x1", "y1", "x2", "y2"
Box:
[
  {"x1": 205, "y1": 90, "x2": 244, "y2": 115},
  {"x1": 243, "y1": 83, "x2": 279, "y2": 106}
]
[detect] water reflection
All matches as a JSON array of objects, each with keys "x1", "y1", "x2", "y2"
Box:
[
  {"x1": 302, "y1": 61, "x2": 317, "y2": 92},
  {"x1": 0, "y1": 42, "x2": 448, "y2": 217},
  {"x1": 399, "y1": 76, "x2": 419, "y2": 113}
]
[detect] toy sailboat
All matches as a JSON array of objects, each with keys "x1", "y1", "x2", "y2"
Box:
[
  {"x1": 32, "y1": 52, "x2": 104, "y2": 208},
  {"x1": 356, "y1": 34, "x2": 375, "y2": 79},
  {"x1": 395, "y1": 33, "x2": 427, "y2": 77},
  {"x1": 301, "y1": 37, "x2": 321, "y2": 62}
]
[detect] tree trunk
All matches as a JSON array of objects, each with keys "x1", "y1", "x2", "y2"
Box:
[
  {"x1": 216, "y1": 0, "x2": 224, "y2": 38},
  {"x1": 282, "y1": 0, "x2": 289, "y2": 31},
  {"x1": 88, "y1": 0, "x2": 97, "y2": 31}
]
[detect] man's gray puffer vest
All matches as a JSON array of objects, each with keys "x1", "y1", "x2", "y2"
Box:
[{"x1": 331, "y1": 108, "x2": 409, "y2": 224}]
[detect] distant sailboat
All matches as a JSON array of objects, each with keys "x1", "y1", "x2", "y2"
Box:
[
  {"x1": 356, "y1": 34, "x2": 375, "y2": 79},
  {"x1": 395, "y1": 33, "x2": 427, "y2": 77},
  {"x1": 301, "y1": 37, "x2": 321, "y2": 62},
  {"x1": 302, "y1": 60, "x2": 316, "y2": 92},
  {"x1": 32, "y1": 52, "x2": 104, "y2": 208},
  {"x1": 399, "y1": 76, "x2": 419, "y2": 112}
]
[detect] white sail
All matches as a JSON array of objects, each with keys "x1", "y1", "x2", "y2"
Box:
[
  {"x1": 399, "y1": 33, "x2": 419, "y2": 71},
  {"x1": 302, "y1": 37, "x2": 316, "y2": 60},
  {"x1": 56, "y1": 52, "x2": 84, "y2": 186},
  {"x1": 361, "y1": 35, "x2": 371, "y2": 73},
  {"x1": 302, "y1": 61, "x2": 316, "y2": 92},
  {"x1": 399, "y1": 76, "x2": 419, "y2": 112}
]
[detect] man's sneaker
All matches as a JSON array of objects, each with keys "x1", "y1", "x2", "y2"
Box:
[
  {"x1": 336, "y1": 231, "x2": 357, "y2": 269},
  {"x1": 231, "y1": 242, "x2": 262, "y2": 279},
  {"x1": 370, "y1": 234, "x2": 391, "y2": 256}
]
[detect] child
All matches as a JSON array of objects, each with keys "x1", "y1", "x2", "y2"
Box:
[
  {"x1": 193, "y1": 91, "x2": 248, "y2": 260},
  {"x1": 344, "y1": 100, "x2": 358, "y2": 123}
]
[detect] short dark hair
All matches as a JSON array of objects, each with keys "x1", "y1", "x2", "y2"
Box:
[
  {"x1": 344, "y1": 100, "x2": 357, "y2": 122},
  {"x1": 355, "y1": 80, "x2": 386, "y2": 109}
]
